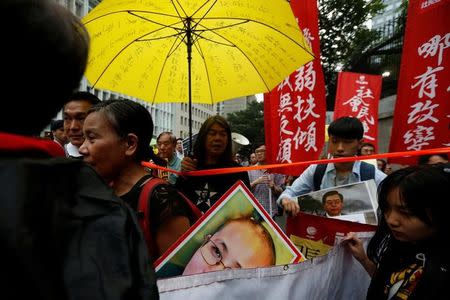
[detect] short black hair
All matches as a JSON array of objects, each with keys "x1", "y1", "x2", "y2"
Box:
[
  {"x1": 328, "y1": 117, "x2": 364, "y2": 140},
  {"x1": 67, "y1": 91, "x2": 101, "y2": 106},
  {"x1": 322, "y1": 190, "x2": 344, "y2": 205},
  {"x1": 50, "y1": 119, "x2": 64, "y2": 131}
]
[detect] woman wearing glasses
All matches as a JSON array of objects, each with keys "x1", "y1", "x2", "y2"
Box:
[{"x1": 182, "y1": 217, "x2": 276, "y2": 275}]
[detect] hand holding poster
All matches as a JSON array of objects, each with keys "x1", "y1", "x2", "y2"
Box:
[
  {"x1": 287, "y1": 213, "x2": 377, "y2": 260},
  {"x1": 286, "y1": 180, "x2": 378, "y2": 259},
  {"x1": 155, "y1": 181, "x2": 303, "y2": 278}
]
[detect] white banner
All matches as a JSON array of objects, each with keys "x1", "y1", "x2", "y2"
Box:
[{"x1": 157, "y1": 233, "x2": 373, "y2": 300}]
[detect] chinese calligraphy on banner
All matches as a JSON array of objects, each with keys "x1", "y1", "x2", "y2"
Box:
[
  {"x1": 334, "y1": 72, "x2": 382, "y2": 146},
  {"x1": 389, "y1": 0, "x2": 450, "y2": 164},
  {"x1": 264, "y1": 0, "x2": 326, "y2": 175}
]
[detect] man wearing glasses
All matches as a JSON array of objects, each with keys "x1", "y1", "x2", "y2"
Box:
[{"x1": 182, "y1": 217, "x2": 275, "y2": 275}]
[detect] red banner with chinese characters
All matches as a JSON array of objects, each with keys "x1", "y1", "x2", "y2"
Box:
[
  {"x1": 264, "y1": 0, "x2": 326, "y2": 176},
  {"x1": 389, "y1": 0, "x2": 450, "y2": 165},
  {"x1": 334, "y1": 72, "x2": 382, "y2": 146}
]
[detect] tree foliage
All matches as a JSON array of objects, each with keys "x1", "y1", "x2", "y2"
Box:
[
  {"x1": 318, "y1": 0, "x2": 385, "y2": 109},
  {"x1": 226, "y1": 101, "x2": 265, "y2": 156}
]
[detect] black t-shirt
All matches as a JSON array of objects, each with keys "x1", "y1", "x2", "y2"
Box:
[
  {"x1": 120, "y1": 175, "x2": 152, "y2": 211},
  {"x1": 175, "y1": 161, "x2": 250, "y2": 213}
]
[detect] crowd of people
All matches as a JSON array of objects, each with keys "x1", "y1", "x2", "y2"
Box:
[{"x1": 2, "y1": 0, "x2": 449, "y2": 299}]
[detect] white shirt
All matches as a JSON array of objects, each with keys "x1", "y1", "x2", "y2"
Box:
[{"x1": 65, "y1": 142, "x2": 82, "y2": 158}]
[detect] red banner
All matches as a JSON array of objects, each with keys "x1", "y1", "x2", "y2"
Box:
[
  {"x1": 389, "y1": 0, "x2": 450, "y2": 164},
  {"x1": 264, "y1": 0, "x2": 326, "y2": 175},
  {"x1": 334, "y1": 72, "x2": 382, "y2": 146},
  {"x1": 286, "y1": 213, "x2": 376, "y2": 260}
]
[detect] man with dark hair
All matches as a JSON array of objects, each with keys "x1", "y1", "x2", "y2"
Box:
[
  {"x1": 50, "y1": 119, "x2": 67, "y2": 149},
  {"x1": 63, "y1": 91, "x2": 101, "y2": 158},
  {"x1": 322, "y1": 190, "x2": 344, "y2": 217},
  {"x1": 278, "y1": 117, "x2": 386, "y2": 216}
]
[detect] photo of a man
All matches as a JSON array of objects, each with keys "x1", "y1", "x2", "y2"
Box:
[
  {"x1": 322, "y1": 191, "x2": 344, "y2": 217},
  {"x1": 155, "y1": 182, "x2": 302, "y2": 278},
  {"x1": 296, "y1": 180, "x2": 378, "y2": 225}
]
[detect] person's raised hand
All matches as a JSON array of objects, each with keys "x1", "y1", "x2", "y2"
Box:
[
  {"x1": 281, "y1": 198, "x2": 300, "y2": 217},
  {"x1": 181, "y1": 156, "x2": 198, "y2": 172}
]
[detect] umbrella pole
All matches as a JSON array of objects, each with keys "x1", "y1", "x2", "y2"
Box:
[{"x1": 186, "y1": 18, "x2": 193, "y2": 155}]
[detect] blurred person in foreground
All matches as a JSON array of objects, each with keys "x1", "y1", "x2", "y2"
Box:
[{"x1": 0, "y1": 1, "x2": 158, "y2": 299}]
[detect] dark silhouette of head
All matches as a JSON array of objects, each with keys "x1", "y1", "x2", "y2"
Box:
[{"x1": 1, "y1": 0, "x2": 89, "y2": 135}]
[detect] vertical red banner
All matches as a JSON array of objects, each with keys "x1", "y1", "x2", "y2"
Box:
[
  {"x1": 389, "y1": 0, "x2": 450, "y2": 164},
  {"x1": 334, "y1": 72, "x2": 382, "y2": 146},
  {"x1": 264, "y1": 0, "x2": 326, "y2": 175}
]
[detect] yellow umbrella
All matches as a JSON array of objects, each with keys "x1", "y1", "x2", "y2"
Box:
[{"x1": 82, "y1": 0, "x2": 314, "y2": 148}]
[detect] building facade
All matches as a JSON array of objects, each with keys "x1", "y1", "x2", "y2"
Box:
[{"x1": 217, "y1": 95, "x2": 257, "y2": 118}]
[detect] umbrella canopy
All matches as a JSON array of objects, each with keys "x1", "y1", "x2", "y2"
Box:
[{"x1": 82, "y1": 0, "x2": 314, "y2": 148}]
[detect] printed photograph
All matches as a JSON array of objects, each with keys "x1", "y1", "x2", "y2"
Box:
[
  {"x1": 155, "y1": 181, "x2": 303, "y2": 278},
  {"x1": 297, "y1": 180, "x2": 378, "y2": 225}
]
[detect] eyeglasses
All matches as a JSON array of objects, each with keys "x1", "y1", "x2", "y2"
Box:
[{"x1": 200, "y1": 235, "x2": 232, "y2": 270}]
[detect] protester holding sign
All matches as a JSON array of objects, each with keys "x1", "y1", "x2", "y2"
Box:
[
  {"x1": 277, "y1": 117, "x2": 386, "y2": 216},
  {"x1": 344, "y1": 164, "x2": 450, "y2": 299}
]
